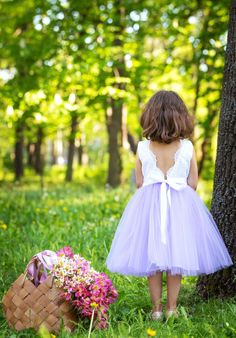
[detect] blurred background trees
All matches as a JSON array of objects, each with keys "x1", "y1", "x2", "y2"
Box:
[{"x1": 0, "y1": 0, "x2": 230, "y2": 187}]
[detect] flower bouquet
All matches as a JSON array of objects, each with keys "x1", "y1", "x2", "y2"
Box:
[
  {"x1": 52, "y1": 246, "x2": 118, "y2": 331},
  {"x1": 2, "y1": 250, "x2": 76, "y2": 333},
  {"x1": 2, "y1": 246, "x2": 118, "y2": 335}
]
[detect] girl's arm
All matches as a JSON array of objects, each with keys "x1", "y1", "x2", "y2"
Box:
[
  {"x1": 135, "y1": 155, "x2": 144, "y2": 188},
  {"x1": 187, "y1": 147, "x2": 198, "y2": 190}
]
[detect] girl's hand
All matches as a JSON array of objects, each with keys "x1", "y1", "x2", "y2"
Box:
[
  {"x1": 187, "y1": 147, "x2": 198, "y2": 190},
  {"x1": 135, "y1": 155, "x2": 144, "y2": 188}
]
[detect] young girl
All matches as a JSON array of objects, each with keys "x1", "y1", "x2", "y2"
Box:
[{"x1": 105, "y1": 90, "x2": 233, "y2": 320}]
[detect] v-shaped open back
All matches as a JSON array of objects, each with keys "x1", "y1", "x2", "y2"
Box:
[
  {"x1": 148, "y1": 139, "x2": 183, "y2": 179},
  {"x1": 137, "y1": 138, "x2": 193, "y2": 185}
]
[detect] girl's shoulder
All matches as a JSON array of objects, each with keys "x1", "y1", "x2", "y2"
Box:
[
  {"x1": 137, "y1": 138, "x2": 149, "y2": 148},
  {"x1": 182, "y1": 138, "x2": 193, "y2": 147},
  {"x1": 181, "y1": 138, "x2": 194, "y2": 158},
  {"x1": 137, "y1": 139, "x2": 149, "y2": 147},
  {"x1": 137, "y1": 139, "x2": 149, "y2": 159},
  {"x1": 137, "y1": 138, "x2": 194, "y2": 159},
  {"x1": 137, "y1": 138, "x2": 193, "y2": 147}
]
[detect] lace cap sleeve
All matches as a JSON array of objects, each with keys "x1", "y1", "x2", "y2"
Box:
[
  {"x1": 137, "y1": 140, "x2": 146, "y2": 160},
  {"x1": 186, "y1": 139, "x2": 194, "y2": 159},
  {"x1": 137, "y1": 141, "x2": 142, "y2": 159}
]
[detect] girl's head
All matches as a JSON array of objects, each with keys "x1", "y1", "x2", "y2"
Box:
[{"x1": 140, "y1": 90, "x2": 194, "y2": 143}]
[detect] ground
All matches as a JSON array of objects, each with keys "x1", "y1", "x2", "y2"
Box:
[{"x1": 0, "y1": 176, "x2": 235, "y2": 338}]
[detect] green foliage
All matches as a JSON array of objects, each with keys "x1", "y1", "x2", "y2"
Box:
[
  {"x1": 0, "y1": 181, "x2": 235, "y2": 337},
  {"x1": 0, "y1": 4, "x2": 234, "y2": 336},
  {"x1": 0, "y1": 0, "x2": 231, "y2": 182}
]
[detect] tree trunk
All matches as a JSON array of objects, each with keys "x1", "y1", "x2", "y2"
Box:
[
  {"x1": 127, "y1": 132, "x2": 138, "y2": 155},
  {"x1": 50, "y1": 140, "x2": 57, "y2": 165},
  {"x1": 65, "y1": 114, "x2": 78, "y2": 182},
  {"x1": 77, "y1": 138, "x2": 83, "y2": 165},
  {"x1": 106, "y1": 0, "x2": 126, "y2": 187},
  {"x1": 196, "y1": 0, "x2": 236, "y2": 298},
  {"x1": 121, "y1": 104, "x2": 128, "y2": 148},
  {"x1": 106, "y1": 98, "x2": 123, "y2": 187},
  {"x1": 198, "y1": 108, "x2": 217, "y2": 176},
  {"x1": 26, "y1": 142, "x2": 35, "y2": 167},
  {"x1": 35, "y1": 126, "x2": 44, "y2": 175},
  {"x1": 14, "y1": 122, "x2": 24, "y2": 180}
]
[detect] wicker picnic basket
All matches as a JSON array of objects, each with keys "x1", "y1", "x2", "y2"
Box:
[{"x1": 2, "y1": 268, "x2": 77, "y2": 333}]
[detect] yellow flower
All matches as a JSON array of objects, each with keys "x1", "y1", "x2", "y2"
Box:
[
  {"x1": 0, "y1": 224, "x2": 7, "y2": 230},
  {"x1": 63, "y1": 207, "x2": 68, "y2": 212},
  {"x1": 38, "y1": 324, "x2": 51, "y2": 338},
  {"x1": 91, "y1": 302, "x2": 98, "y2": 308},
  {"x1": 147, "y1": 328, "x2": 156, "y2": 337},
  {"x1": 51, "y1": 335, "x2": 56, "y2": 338}
]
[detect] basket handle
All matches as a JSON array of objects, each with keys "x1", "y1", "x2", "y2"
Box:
[
  {"x1": 21, "y1": 257, "x2": 37, "y2": 287},
  {"x1": 50, "y1": 275, "x2": 55, "y2": 288},
  {"x1": 21, "y1": 257, "x2": 54, "y2": 288}
]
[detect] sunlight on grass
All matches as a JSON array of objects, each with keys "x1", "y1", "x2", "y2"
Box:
[{"x1": 0, "y1": 178, "x2": 235, "y2": 337}]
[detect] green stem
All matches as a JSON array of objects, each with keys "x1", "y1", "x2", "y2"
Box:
[{"x1": 88, "y1": 308, "x2": 95, "y2": 338}]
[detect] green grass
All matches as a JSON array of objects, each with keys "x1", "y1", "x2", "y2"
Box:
[{"x1": 0, "y1": 178, "x2": 235, "y2": 338}]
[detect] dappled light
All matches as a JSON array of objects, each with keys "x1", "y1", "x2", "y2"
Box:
[{"x1": 0, "y1": 0, "x2": 235, "y2": 337}]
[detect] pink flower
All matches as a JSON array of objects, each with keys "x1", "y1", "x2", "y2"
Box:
[
  {"x1": 57, "y1": 246, "x2": 74, "y2": 258},
  {"x1": 52, "y1": 249, "x2": 118, "y2": 329}
]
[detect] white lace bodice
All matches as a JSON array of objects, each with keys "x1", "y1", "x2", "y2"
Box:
[
  {"x1": 137, "y1": 138, "x2": 193, "y2": 186},
  {"x1": 137, "y1": 138, "x2": 194, "y2": 245}
]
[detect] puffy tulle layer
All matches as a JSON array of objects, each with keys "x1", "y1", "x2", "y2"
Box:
[{"x1": 105, "y1": 183, "x2": 233, "y2": 277}]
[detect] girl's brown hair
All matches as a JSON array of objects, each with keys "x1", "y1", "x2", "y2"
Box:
[{"x1": 140, "y1": 90, "x2": 194, "y2": 143}]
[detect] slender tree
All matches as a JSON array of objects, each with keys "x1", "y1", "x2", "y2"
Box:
[
  {"x1": 14, "y1": 119, "x2": 24, "y2": 180},
  {"x1": 106, "y1": 0, "x2": 126, "y2": 187},
  {"x1": 196, "y1": 0, "x2": 236, "y2": 297},
  {"x1": 65, "y1": 113, "x2": 78, "y2": 182},
  {"x1": 34, "y1": 126, "x2": 44, "y2": 175}
]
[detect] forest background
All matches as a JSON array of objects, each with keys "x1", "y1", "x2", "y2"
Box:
[
  {"x1": 0, "y1": 0, "x2": 230, "y2": 187},
  {"x1": 1, "y1": 1, "x2": 235, "y2": 337}
]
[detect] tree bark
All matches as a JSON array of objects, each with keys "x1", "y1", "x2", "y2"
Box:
[
  {"x1": 50, "y1": 140, "x2": 57, "y2": 165},
  {"x1": 35, "y1": 126, "x2": 44, "y2": 175},
  {"x1": 198, "y1": 108, "x2": 217, "y2": 176},
  {"x1": 106, "y1": 98, "x2": 123, "y2": 187},
  {"x1": 14, "y1": 122, "x2": 24, "y2": 180},
  {"x1": 65, "y1": 114, "x2": 78, "y2": 182},
  {"x1": 106, "y1": 0, "x2": 126, "y2": 187},
  {"x1": 196, "y1": 0, "x2": 236, "y2": 298},
  {"x1": 77, "y1": 138, "x2": 83, "y2": 165},
  {"x1": 26, "y1": 142, "x2": 35, "y2": 167},
  {"x1": 127, "y1": 132, "x2": 138, "y2": 155}
]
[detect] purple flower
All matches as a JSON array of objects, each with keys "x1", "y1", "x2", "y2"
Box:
[
  {"x1": 57, "y1": 246, "x2": 74, "y2": 258},
  {"x1": 52, "y1": 250, "x2": 118, "y2": 329}
]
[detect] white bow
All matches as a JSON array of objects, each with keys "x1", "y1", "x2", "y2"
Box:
[{"x1": 158, "y1": 177, "x2": 187, "y2": 244}]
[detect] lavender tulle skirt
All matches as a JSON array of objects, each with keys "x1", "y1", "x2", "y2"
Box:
[{"x1": 105, "y1": 183, "x2": 233, "y2": 277}]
